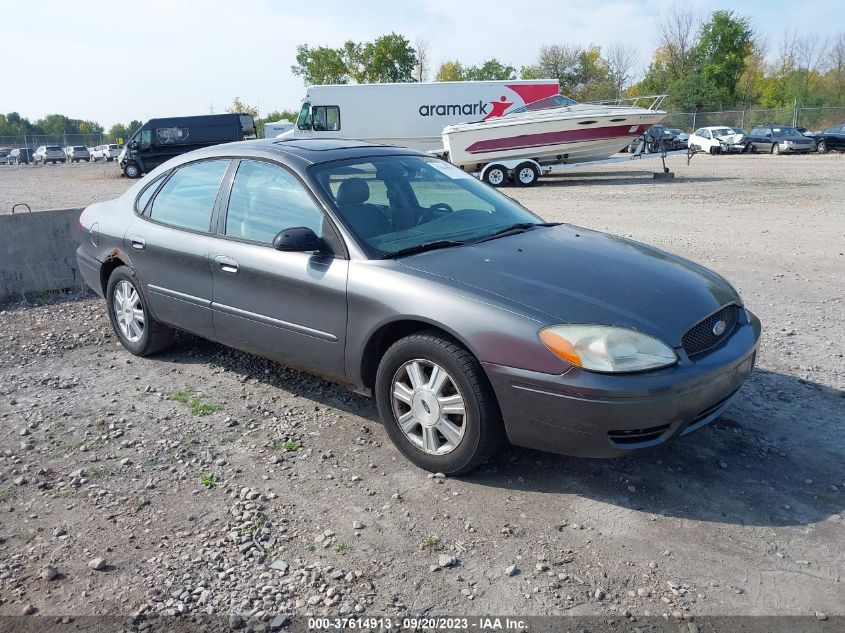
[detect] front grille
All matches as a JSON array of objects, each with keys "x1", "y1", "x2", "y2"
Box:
[
  {"x1": 682, "y1": 305, "x2": 739, "y2": 357},
  {"x1": 608, "y1": 424, "x2": 671, "y2": 445}
]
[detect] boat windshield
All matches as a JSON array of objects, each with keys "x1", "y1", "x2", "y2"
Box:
[{"x1": 506, "y1": 94, "x2": 577, "y2": 115}]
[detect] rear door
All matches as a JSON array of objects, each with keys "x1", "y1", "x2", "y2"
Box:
[
  {"x1": 124, "y1": 158, "x2": 231, "y2": 337},
  {"x1": 209, "y1": 158, "x2": 349, "y2": 378},
  {"x1": 829, "y1": 125, "x2": 845, "y2": 150}
]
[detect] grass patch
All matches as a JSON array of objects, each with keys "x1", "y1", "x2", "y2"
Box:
[
  {"x1": 335, "y1": 542, "x2": 350, "y2": 555},
  {"x1": 281, "y1": 440, "x2": 301, "y2": 452},
  {"x1": 86, "y1": 466, "x2": 107, "y2": 479},
  {"x1": 241, "y1": 516, "x2": 265, "y2": 536},
  {"x1": 170, "y1": 387, "x2": 222, "y2": 416},
  {"x1": 21, "y1": 530, "x2": 36, "y2": 543},
  {"x1": 305, "y1": 543, "x2": 316, "y2": 553},
  {"x1": 142, "y1": 458, "x2": 158, "y2": 469},
  {"x1": 422, "y1": 535, "x2": 441, "y2": 551},
  {"x1": 200, "y1": 473, "x2": 218, "y2": 489},
  {"x1": 0, "y1": 489, "x2": 13, "y2": 503}
]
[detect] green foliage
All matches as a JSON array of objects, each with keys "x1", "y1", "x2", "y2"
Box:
[
  {"x1": 292, "y1": 33, "x2": 417, "y2": 85},
  {"x1": 226, "y1": 97, "x2": 259, "y2": 118},
  {"x1": 281, "y1": 440, "x2": 302, "y2": 452},
  {"x1": 201, "y1": 473, "x2": 218, "y2": 489},
  {"x1": 696, "y1": 11, "x2": 754, "y2": 107},
  {"x1": 435, "y1": 60, "x2": 464, "y2": 82},
  {"x1": 422, "y1": 535, "x2": 440, "y2": 551},
  {"x1": 169, "y1": 387, "x2": 222, "y2": 416},
  {"x1": 464, "y1": 59, "x2": 517, "y2": 81}
]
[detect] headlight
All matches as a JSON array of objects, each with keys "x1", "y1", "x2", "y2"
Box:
[{"x1": 539, "y1": 325, "x2": 677, "y2": 373}]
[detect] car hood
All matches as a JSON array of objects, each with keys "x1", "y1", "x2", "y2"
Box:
[
  {"x1": 396, "y1": 224, "x2": 741, "y2": 347},
  {"x1": 715, "y1": 133, "x2": 743, "y2": 144}
]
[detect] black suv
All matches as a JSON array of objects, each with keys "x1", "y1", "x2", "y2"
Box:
[{"x1": 8, "y1": 148, "x2": 33, "y2": 164}]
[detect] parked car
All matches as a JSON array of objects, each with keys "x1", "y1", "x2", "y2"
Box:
[
  {"x1": 666, "y1": 128, "x2": 689, "y2": 148},
  {"x1": 76, "y1": 139, "x2": 761, "y2": 474},
  {"x1": 688, "y1": 127, "x2": 749, "y2": 154},
  {"x1": 64, "y1": 146, "x2": 91, "y2": 162},
  {"x1": 120, "y1": 113, "x2": 257, "y2": 178},
  {"x1": 625, "y1": 124, "x2": 678, "y2": 153},
  {"x1": 746, "y1": 125, "x2": 816, "y2": 154},
  {"x1": 7, "y1": 148, "x2": 33, "y2": 164},
  {"x1": 0, "y1": 148, "x2": 10, "y2": 165},
  {"x1": 34, "y1": 145, "x2": 66, "y2": 164},
  {"x1": 809, "y1": 124, "x2": 845, "y2": 153},
  {"x1": 91, "y1": 144, "x2": 121, "y2": 161}
]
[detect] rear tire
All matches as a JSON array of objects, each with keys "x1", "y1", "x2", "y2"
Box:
[
  {"x1": 817, "y1": 140, "x2": 826, "y2": 154},
  {"x1": 482, "y1": 164, "x2": 507, "y2": 187},
  {"x1": 375, "y1": 331, "x2": 505, "y2": 475},
  {"x1": 513, "y1": 162, "x2": 539, "y2": 187},
  {"x1": 106, "y1": 266, "x2": 174, "y2": 356}
]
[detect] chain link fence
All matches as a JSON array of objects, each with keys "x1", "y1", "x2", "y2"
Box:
[
  {"x1": 0, "y1": 133, "x2": 111, "y2": 150},
  {"x1": 663, "y1": 106, "x2": 845, "y2": 132}
]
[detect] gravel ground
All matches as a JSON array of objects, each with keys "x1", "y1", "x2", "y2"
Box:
[
  {"x1": 0, "y1": 161, "x2": 127, "y2": 213},
  {"x1": 0, "y1": 152, "x2": 843, "y2": 625}
]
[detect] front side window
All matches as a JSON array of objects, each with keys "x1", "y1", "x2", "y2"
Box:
[
  {"x1": 139, "y1": 129, "x2": 152, "y2": 149},
  {"x1": 149, "y1": 160, "x2": 229, "y2": 232},
  {"x1": 312, "y1": 106, "x2": 340, "y2": 131},
  {"x1": 225, "y1": 160, "x2": 324, "y2": 243},
  {"x1": 312, "y1": 155, "x2": 542, "y2": 258},
  {"x1": 296, "y1": 102, "x2": 311, "y2": 130}
]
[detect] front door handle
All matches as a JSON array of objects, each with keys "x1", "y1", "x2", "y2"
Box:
[
  {"x1": 214, "y1": 255, "x2": 239, "y2": 274},
  {"x1": 129, "y1": 235, "x2": 145, "y2": 250}
]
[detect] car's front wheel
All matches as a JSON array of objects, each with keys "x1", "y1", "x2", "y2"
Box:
[
  {"x1": 771, "y1": 143, "x2": 780, "y2": 155},
  {"x1": 375, "y1": 331, "x2": 504, "y2": 475},
  {"x1": 106, "y1": 266, "x2": 174, "y2": 356},
  {"x1": 817, "y1": 140, "x2": 826, "y2": 154},
  {"x1": 123, "y1": 161, "x2": 141, "y2": 178}
]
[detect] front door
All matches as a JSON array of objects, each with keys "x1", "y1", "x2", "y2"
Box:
[
  {"x1": 209, "y1": 159, "x2": 348, "y2": 379},
  {"x1": 126, "y1": 158, "x2": 231, "y2": 337}
]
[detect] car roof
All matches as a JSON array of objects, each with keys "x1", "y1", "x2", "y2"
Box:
[{"x1": 172, "y1": 138, "x2": 429, "y2": 170}]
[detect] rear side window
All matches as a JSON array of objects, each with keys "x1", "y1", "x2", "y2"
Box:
[
  {"x1": 225, "y1": 160, "x2": 324, "y2": 243},
  {"x1": 149, "y1": 160, "x2": 229, "y2": 232}
]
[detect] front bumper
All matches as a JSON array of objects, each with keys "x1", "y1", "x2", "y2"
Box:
[
  {"x1": 779, "y1": 143, "x2": 815, "y2": 153},
  {"x1": 483, "y1": 309, "x2": 761, "y2": 458}
]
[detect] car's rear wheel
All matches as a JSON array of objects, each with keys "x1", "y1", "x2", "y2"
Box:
[
  {"x1": 106, "y1": 266, "x2": 174, "y2": 356},
  {"x1": 513, "y1": 162, "x2": 539, "y2": 187},
  {"x1": 483, "y1": 164, "x2": 507, "y2": 187},
  {"x1": 123, "y1": 161, "x2": 141, "y2": 178},
  {"x1": 375, "y1": 331, "x2": 505, "y2": 475},
  {"x1": 817, "y1": 140, "x2": 826, "y2": 154}
]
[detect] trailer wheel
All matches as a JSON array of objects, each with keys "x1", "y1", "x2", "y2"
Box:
[
  {"x1": 513, "y1": 162, "x2": 539, "y2": 187},
  {"x1": 482, "y1": 164, "x2": 507, "y2": 187}
]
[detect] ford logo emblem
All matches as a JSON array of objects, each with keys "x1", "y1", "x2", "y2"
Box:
[
  {"x1": 422, "y1": 400, "x2": 431, "y2": 414},
  {"x1": 712, "y1": 320, "x2": 727, "y2": 336}
]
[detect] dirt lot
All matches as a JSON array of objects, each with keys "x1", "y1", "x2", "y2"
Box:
[{"x1": 1, "y1": 153, "x2": 843, "y2": 625}]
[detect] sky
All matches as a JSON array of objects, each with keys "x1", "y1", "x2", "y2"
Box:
[{"x1": 1, "y1": 0, "x2": 842, "y2": 128}]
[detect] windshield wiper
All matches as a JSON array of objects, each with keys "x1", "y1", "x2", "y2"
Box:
[
  {"x1": 473, "y1": 222, "x2": 560, "y2": 244},
  {"x1": 381, "y1": 240, "x2": 466, "y2": 259}
]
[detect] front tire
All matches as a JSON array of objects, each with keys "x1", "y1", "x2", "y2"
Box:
[
  {"x1": 817, "y1": 140, "x2": 826, "y2": 154},
  {"x1": 123, "y1": 161, "x2": 141, "y2": 178},
  {"x1": 375, "y1": 331, "x2": 504, "y2": 475},
  {"x1": 106, "y1": 266, "x2": 174, "y2": 356},
  {"x1": 771, "y1": 144, "x2": 780, "y2": 155},
  {"x1": 482, "y1": 164, "x2": 507, "y2": 187}
]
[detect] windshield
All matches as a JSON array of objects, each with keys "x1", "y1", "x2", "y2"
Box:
[
  {"x1": 712, "y1": 128, "x2": 735, "y2": 138},
  {"x1": 311, "y1": 155, "x2": 543, "y2": 258},
  {"x1": 773, "y1": 127, "x2": 800, "y2": 136},
  {"x1": 507, "y1": 94, "x2": 577, "y2": 115}
]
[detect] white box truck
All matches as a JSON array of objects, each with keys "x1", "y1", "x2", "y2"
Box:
[{"x1": 281, "y1": 80, "x2": 559, "y2": 151}]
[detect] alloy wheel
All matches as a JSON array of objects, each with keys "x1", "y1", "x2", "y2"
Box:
[
  {"x1": 113, "y1": 280, "x2": 145, "y2": 343},
  {"x1": 391, "y1": 359, "x2": 467, "y2": 455}
]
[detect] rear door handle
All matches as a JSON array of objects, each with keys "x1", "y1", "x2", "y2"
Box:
[
  {"x1": 214, "y1": 255, "x2": 239, "y2": 274},
  {"x1": 129, "y1": 235, "x2": 145, "y2": 250}
]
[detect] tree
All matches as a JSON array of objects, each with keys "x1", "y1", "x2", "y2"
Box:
[
  {"x1": 226, "y1": 97, "x2": 259, "y2": 118},
  {"x1": 525, "y1": 44, "x2": 583, "y2": 95},
  {"x1": 359, "y1": 33, "x2": 417, "y2": 83},
  {"x1": 695, "y1": 10, "x2": 754, "y2": 107},
  {"x1": 657, "y1": 4, "x2": 700, "y2": 81},
  {"x1": 605, "y1": 43, "x2": 639, "y2": 99},
  {"x1": 263, "y1": 110, "x2": 298, "y2": 123},
  {"x1": 413, "y1": 36, "x2": 431, "y2": 82},
  {"x1": 291, "y1": 44, "x2": 348, "y2": 84},
  {"x1": 435, "y1": 60, "x2": 464, "y2": 82},
  {"x1": 826, "y1": 32, "x2": 845, "y2": 104},
  {"x1": 463, "y1": 58, "x2": 516, "y2": 81}
]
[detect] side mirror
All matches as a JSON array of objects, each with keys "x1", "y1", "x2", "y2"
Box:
[
  {"x1": 272, "y1": 227, "x2": 320, "y2": 252},
  {"x1": 128, "y1": 140, "x2": 138, "y2": 149}
]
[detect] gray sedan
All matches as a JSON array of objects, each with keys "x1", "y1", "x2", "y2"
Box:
[{"x1": 76, "y1": 139, "x2": 761, "y2": 474}]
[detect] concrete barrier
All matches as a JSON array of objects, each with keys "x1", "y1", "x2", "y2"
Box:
[{"x1": 0, "y1": 208, "x2": 83, "y2": 303}]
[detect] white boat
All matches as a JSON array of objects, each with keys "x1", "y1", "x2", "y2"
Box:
[{"x1": 442, "y1": 94, "x2": 667, "y2": 170}]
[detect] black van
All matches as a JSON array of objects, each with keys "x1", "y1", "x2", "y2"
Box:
[{"x1": 119, "y1": 113, "x2": 257, "y2": 178}]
